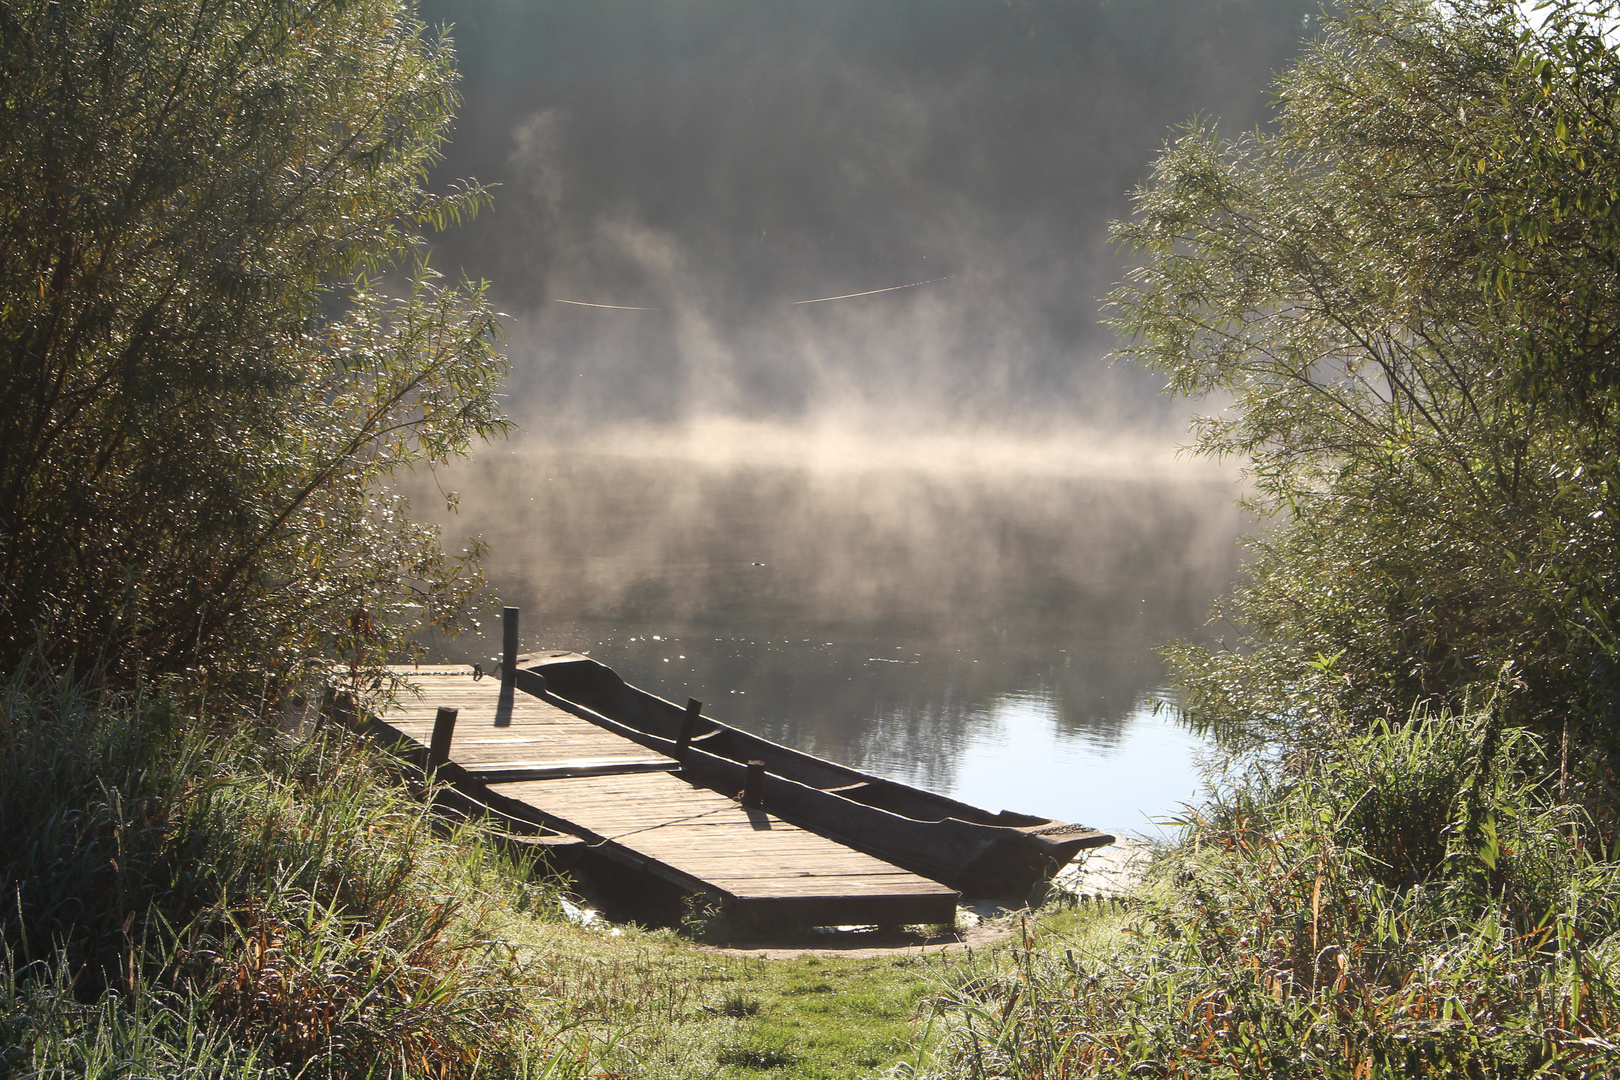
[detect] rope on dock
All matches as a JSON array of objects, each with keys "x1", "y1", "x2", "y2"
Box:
[{"x1": 594, "y1": 802, "x2": 735, "y2": 845}]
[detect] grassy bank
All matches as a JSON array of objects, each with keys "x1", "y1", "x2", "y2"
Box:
[
  {"x1": 925, "y1": 711, "x2": 1620, "y2": 1078},
  {"x1": 0, "y1": 665, "x2": 992, "y2": 1078},
  {"x1": 0, "y1": 665, "x2": 575, "y2": 1078},
  {"x1": 464, "y1": 921, "x2": 950, "y2": 1077}
]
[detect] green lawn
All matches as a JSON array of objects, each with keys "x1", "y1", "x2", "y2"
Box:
[{"x1": 482, "y1": 914, "x2": 1012, "y2": 1079}]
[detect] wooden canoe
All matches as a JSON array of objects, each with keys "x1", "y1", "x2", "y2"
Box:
[{"x1": 507, "y1": 651, "x2": 1114, "y2": 898}]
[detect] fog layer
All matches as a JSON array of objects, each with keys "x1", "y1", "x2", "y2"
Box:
[{"x1": 409, "y1": 443, "x2": 1245, "y2": 813}]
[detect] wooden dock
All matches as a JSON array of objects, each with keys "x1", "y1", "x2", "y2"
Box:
[{"x1": 366, "y1": 666, "x2": 959, "y2": 930}]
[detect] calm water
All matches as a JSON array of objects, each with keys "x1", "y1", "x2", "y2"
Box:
[{"x1": 411, "y1": 440, "x2": 1246, "y2": 834}]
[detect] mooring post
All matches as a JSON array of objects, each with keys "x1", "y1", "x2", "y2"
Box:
[
  {"x1": 743, "y1": 759, "x2": 765, "y2": 808},
  {"x1": 428, "y1": 706, "x2": 458, "y2": 772},
  {"x1": 675, "y1": 698, "x2": 702, "y2": 758},
  {"x1": 501, "y1": 606, "x2": 519, "y2": 682}
]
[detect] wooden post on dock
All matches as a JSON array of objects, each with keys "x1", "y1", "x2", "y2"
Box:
[
  {"x1": 743, "y1": 759, "x2": 765, "y2": 808},
  {"x1": 428, "y1": 706, "x2": 458, "y2": 772},
  {"x1": 501, "y1": 607, "x2": 519, "y2": 681},
  {"x1": 676, "y1": 698, "x2": 702, "y2": 758}
]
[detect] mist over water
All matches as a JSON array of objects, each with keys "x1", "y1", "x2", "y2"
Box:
[
  {"x1": 409, "y1": 434, "x2": 1247, "y2": 830},
  {"x1": 403, "y1": 2, "x2": 1308, "y2": 828}
]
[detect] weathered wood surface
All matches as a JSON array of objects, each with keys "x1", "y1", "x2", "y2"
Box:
[
  {"x1": 369, "y1": 666, "x2": 958, "y2": 927},
  {"x1": 370, "y1": 665, "x2": 675, "y2": 780},
  {"x1": 518, "y1": 650, "x2": 1115, "y2": 897}
]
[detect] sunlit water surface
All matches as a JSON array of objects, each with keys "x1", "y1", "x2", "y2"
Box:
[{"x1": 410, "y1": 438, "x2": 1245, "y2": 835}]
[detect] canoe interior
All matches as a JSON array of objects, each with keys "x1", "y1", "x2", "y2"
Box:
[
  {"x1": 360, "y1": 667, "x2": 958, "y2": 930},
  {"x1": 512, "y1": 651, "x2": 1114, "y2": 897},
  {"x1": 523, "y1": 652, "x2": 1053, "y2": 824}
]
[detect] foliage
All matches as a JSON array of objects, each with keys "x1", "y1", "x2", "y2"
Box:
[
  {"x1": 0, "y1": 0, "x2": 509, "y2": 688},
  {"x1": 1106, "y1": 0, "x2": 1620, "y2": 755},
  {"x1": 922, "y1": 9, "x2": 1620, "y2": 1075},
  {"x1": 930, "y1": 711, "x2": 1620, "y2": 1078},
  {"x1": 0, "y1": 662, "x2": 589, "y2": 1078},
  {"x1": 2, "y1": 956, "x2": 277, "y2": 1080}
]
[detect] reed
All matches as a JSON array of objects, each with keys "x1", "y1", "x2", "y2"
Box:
[
  {"x1": 0, "y1": 661, "x2": 603, "y2": 1079},
  {"x1": 929, "y1": 709, "x2": 1620, "y2": 1078}
]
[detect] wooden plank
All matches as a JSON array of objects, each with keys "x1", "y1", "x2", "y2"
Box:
[
  {"x1": 636, "y1": 852, "x2": 916, "y2": 872},
  {"x1": 466, "y1": 760, "x2": 678, "y2": 782},
  {"x1": 728, "y1": 893, "x2": 958, "y2": 927},
  {"x1": 632, "y1": 843, "x2": 908, "y2": 866},
  {"x1": 630, "y1": 847, "x2": 910, "y2": 869},
  {"x1": 369, "y1": 667, "x2": 672, "y2": 774},
  {"x1": 490, "y1": 772, "x2": 956, "y2": 903},
  {"x1": 432, "y1": 746, "x2": 663, "y2": 760},
  {"x1": 369, "y1": 666, "x2": 959, "y2": 926},
  {"x1": 720, "y1": 881, "x2": 933, "y2": 895},
  {"x1": 712, "y1": 882, "x2": 935, "y2": 895}
]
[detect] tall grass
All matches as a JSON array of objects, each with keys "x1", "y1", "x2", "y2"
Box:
[
  {"x1": 0, "y1": 663, "x2": 597, "y2": 1078},
  {"x1": 929, "y1": 709, "x2": 1620, "y2": 1077}
]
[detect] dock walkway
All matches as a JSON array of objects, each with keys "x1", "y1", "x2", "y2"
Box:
[{"x1": 367, "y1": 666, "x2": 959, "y2": 929}]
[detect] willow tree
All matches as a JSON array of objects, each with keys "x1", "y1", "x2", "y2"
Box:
[
  {"x1": 1109, "y1": 0, "x2": 1620, "y2": 759},
  {"x1": 0, "y1": 0, "x2": 508, "y2": 686}
]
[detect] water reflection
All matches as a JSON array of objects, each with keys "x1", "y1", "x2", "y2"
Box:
[
  {"x1": 900, "y1": 690, "x2": 1212, "y2": 831},
  {"x1": 410, "y1": 441, "x2": 1245, "y2": 831}
]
